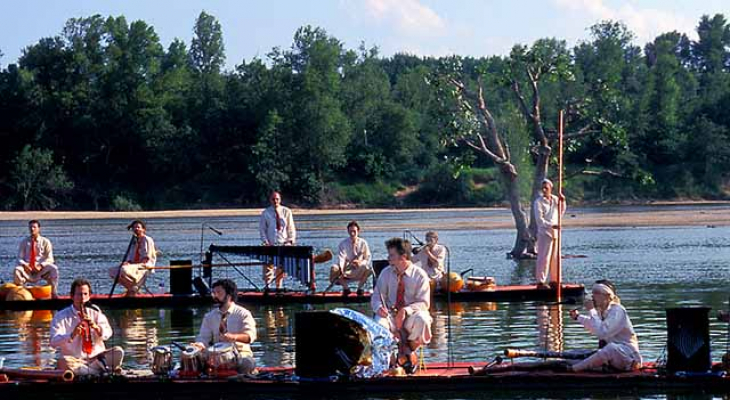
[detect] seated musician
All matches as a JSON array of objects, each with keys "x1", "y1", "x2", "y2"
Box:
[
  {"x1": 192, "y1": 279, "x2": 257, "y2": 374},
  {"x1": 412, "y1": 231, "x2": 446, "y2": 288},
  {"x1": 329, "y1": 221, "x2": 372, "y2": 297},
  {"x1": 108, "y1": 220, "x2": 157, "y2": 297},
  {"x1": 14, "y1": 220, "x2": 59, "y2": 298},
  {"x1": 259, "y1": 191, "x2": 296, "y2": 292},
  {"x1": 371, "y1": 238, "x2": 432, "y2": 374},
  {"x1": 568, "y1": 280, "x2": 642, "y2": 372},
  {"x1": 50, "y1": 278, "x2": 124, "y2": 375}
]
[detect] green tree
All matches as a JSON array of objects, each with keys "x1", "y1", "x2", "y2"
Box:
[{"x1": 7, "y1": 145, "x2": 73, "y2": 210}]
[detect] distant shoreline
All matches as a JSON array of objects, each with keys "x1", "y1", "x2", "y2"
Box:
[{"x1": 1, "y1": 201, "x2": 729, "y2": 230}]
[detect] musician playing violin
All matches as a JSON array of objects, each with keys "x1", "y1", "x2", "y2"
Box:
[
  {"x1": 568, "y1": 280, "x2": 642, "y2": 372},
  {"x1": 411, "y1": 231, "x2": 446, "y2": 287},
  {"x1": 329, "y1": 221, "x2": 372, "y2": 297},
  {"x1": 258, "y1": 191, "x2": 296, "y2": 291},
  {"x1": 50, "y1": 279, "x2": 124, "y2": 375},
  {"x1": 371, "y1": 238, "x2": 432, "y2": 374},
  {"x1": 192, "y1": 279, "x2": 257, "y2": 374},
  {"x1": 13, "y1": 220, "x2": 59, "y2": 298}
]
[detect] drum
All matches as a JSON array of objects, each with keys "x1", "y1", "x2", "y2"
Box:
[
  {"x1": 206, "y1": 343, "x2": 239, "y2": 376},
  {"x1": 180, "y1": 346, "x2": 205, "y2": 377},
  {"x1": 148, "y1": 346, "x2": 172, "y2": 376}
]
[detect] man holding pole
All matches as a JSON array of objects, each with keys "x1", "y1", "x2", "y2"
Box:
[
  {"x1": 533, "y1": 178, "x2": 566, "y2": 289},
  {"x1": 108, "y1": 220, "x2": 157, "y2": 297}
]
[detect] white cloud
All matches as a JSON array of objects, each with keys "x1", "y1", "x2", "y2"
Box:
[
  {"x1": 553, "y1": 0, "x2": 698, "y2": 44},
  {"x1": 343, "y1": 0, "x2": 447, "y2": 37}
]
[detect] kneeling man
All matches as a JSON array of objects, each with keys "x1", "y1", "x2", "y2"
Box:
[
  {"x1": 371, "y1": 238, "x2": 432, "y2": 374},
  {"x1": 50, "y1": 279, "x2": 124, "y2": 375}
]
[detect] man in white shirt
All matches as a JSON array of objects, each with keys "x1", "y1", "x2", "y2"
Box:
[
  {"x1": 371, "y1": 238, "x2": 432, "y2": 374},
  {"x1": 50, "y1": 279, "x2": 124, "y2": 375},
  {"x1": 192, "y1": 279, "x2": 257, "y2": 374},
  {"x1": 329, "y1": 221, "x2": 372, "y2": 297},
  {"x1": 108, "y1": 220, "x2": 157, "y2": 296},
  {"x1": 258, "y1": 191, "x2": 296, "y2": 290},
  {"x1": 533, "y1": 179, "x2": 566, "y2": 288},
  {"x1": 412, "y1": 231, "x2": 446, "y2": 286},
  {"x1": 14, "y1": 220, "x2": 59, "y2": 298}
]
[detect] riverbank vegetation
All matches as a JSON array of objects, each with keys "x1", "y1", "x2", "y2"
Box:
[{"x1": 0, "y1": 12, "x2": 728, "y2": 210}]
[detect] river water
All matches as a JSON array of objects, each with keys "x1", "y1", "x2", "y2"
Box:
[{"x1": 1, "y1": 205, "x2": 729, "y2": 399}]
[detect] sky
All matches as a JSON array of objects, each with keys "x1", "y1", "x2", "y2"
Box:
[{"x1": 0, "y1": 0, "x2": 728, "y2": 70}]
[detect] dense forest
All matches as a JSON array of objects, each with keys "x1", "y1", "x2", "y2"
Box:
[{"x1": 0, "y1": 12, "x2": 729, "y2": 211}]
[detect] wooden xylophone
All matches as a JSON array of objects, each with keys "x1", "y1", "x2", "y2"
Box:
[{"x1": 208, "y1": 245, "x2": 315, "y2": 290}]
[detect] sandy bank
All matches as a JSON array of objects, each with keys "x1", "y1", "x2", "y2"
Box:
[{"x1": 1, "y1": 203, "x2": 729, "y2": 230}]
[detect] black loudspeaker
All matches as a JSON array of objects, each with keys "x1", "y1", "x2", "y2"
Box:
[
  {"x1": 169, "y1": 260, "x2": 193, "y2": 295},
  {"x1": 666, "y1": 307, "x2": 711, "y2": 372},
  {"x1": 295, "y1": 311, "x2": 369, "y2": 378}
]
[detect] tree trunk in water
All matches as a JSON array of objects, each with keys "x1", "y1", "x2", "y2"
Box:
[{"x1": 497, "y1": 163, "x2": 531, "y2": 258}]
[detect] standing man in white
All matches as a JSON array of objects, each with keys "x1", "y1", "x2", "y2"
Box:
[
  {"x1": 259, "y1": 191, "x2": 296, "y2": 291},
  {"x1": 533, "y1": 178, "x2": 566, "y2": 288}
]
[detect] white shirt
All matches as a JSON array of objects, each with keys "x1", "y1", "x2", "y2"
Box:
[
  {"x1": 533, "y1": 194, "x2": 566, "y2": 238},
  {"x1": 259, "y1": 206, "x2": 296, "y2": 245},
  {"x1": 196, "y1": 303, "x2": 257, "y2": 357},
  {"x1": 336, "y1": 237, "x2": 371, "y2": 269},
  {"x1": 371, "y1": 262, "x2": 430, "y2": 316},
  {"x1": 50, "y1": 304, "x2": 113, "y2": 358},
  {"x1": 124, "y1": 235, "x2": 157, "y2": 267},
  {"x1": 18, "y1": 235, "x2": 54, "y2": 267},
  {"x1": 412, "y1": 244, "x2": 446, "y2": 279},
  {"x1": 578, "y1": 302, "x2": 641, "y2": 361}
]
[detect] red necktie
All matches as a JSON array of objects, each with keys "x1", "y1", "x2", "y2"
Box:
[
  {"x1": 133, "y1": 237, "x2": 141, "y2": 263},
  {"x1": 29, "y1": 238, "x2": 37, "y2": 270},
  {"x1": 395, "y1": 272, "x2": 406, "y2": 310},
  {"x1": 275, "y1": 208, "x2": 282, "y2": 231},
  {"x1": 219, "y1": 311, "x2": 229, "y2": 335}
]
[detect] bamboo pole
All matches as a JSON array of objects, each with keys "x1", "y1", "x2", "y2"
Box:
[{"x1": 556, "y1": 110, "x2": 564, "y2": 300}]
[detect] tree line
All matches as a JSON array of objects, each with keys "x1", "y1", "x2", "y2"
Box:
[{"x1": 0, "y1": 12, "x2": 728, "y2": 211}]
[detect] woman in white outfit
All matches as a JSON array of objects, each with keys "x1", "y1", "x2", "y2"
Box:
[{"x1": 569, "y1": 280, "x2": 642, "y2": 372}]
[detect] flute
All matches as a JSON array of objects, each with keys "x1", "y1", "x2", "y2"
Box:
[
  {"x1": 503, "y1": 348, "x2": 595, "y2": 360},
  {"x1": 79, "y1": 303, "x2": 93, "y2": 356}
]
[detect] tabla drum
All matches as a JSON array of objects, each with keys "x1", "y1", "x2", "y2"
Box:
[
  {"x1": 148, "y1": 346, "x2": 173, "y2": 376},
  {"x1": 180, "y1": 346, "x2": 205, "y2": 377},
  {"x1": 206, "y1": 343, "x2": 239, "y2": 376}
]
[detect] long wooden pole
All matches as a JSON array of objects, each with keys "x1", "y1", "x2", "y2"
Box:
[{"x1": 556, "y1": 110, "x2": 564, "y2": 300}]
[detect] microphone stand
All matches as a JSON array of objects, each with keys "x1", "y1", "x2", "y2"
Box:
[{"x1": 199, "y1": 222, "x2": 223, "y2": 282}]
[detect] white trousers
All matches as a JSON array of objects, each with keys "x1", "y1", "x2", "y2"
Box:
[
  {"x1": 329, "y1": 264, "x2": 371, "y2": 290},
  {"x1": 571, "y1": 343, "x2": 641, "y2": 372},
  {"x1": 535, "y1": 231, "x2": 559, "y2": 284},
  {"x1": 58, "y1": 346, "x2": 125, "y2": 375},
  {"x1": 375, "y1": 311, "x2": 433, "y2": 346},
  {"x1": 14, "y1": 264, "x2": 59, "y2": 296},
  {"x1": 108, "y1": 264, "x2": 148, "y2": 294}
]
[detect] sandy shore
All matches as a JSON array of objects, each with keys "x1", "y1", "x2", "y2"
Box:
[{"x1": 1, "y1": 203, "x2": 729, "y2": 230}]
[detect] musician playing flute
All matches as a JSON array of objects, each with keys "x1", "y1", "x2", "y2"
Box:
[
  {"x1": 371, "y1": 238, "x2": 432, "y2": 374},
  {"x1": 568, "y1": 280, "x2": 642, "y2": 372},
  {"x1": 259, "y1": 191, "x2": 296, "y2": 291},
  {"x1": 13, "y1": 220, "x2": 59, "y2": 298},
  {"x1": 192, "y1": 279, "x2": 257, "y2": 374},
  {"x1": 50, "y1": 278, "x2": 124, "y2": 375},
  {"x1": 329, "y1": 220, "x2": 372, "y2": 297},
  {"x1": 533, "y1": 178, "x2": 566, "y2": 289},
  {"x1": 411, "y1": 231, "x2": 446, "y2": 287},
  {"x1": 108, "y1": 220, "x2": 157, "y2": 297}
]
